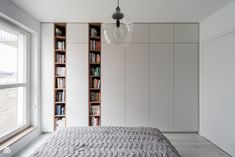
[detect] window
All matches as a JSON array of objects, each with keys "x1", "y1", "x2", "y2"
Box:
[{"x1": 0, "y1": 21, "x2": 29, "y2": 143}]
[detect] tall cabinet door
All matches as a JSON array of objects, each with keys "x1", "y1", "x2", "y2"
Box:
[
  {"x1": 174, "y1": 44, "x2": 198, "y2": 132},
  {"x1": 41, "y1": 23, "x2": 54, "y2": 132},
  {"x1": 150, "y1": 44, "x2": 174, "y2": 131},
  {"x1": 125, "y1": 44, "x2": 150, "y2": 127},
  {"x1": 101, "y1": 45, "x2": 125, "y2": 126},
  {"x1": 66, "y1": 24, "x2": 89, "y2": 127},
  {"x1": 67, "y1": 44, "x2": 88, "y2": 127}
]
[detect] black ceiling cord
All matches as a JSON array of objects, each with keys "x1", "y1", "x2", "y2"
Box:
[{"x1": 112, "y1": 0, "x2": 124, "y2": 28}]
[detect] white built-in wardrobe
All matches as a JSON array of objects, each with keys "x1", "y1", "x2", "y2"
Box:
[{"x1": 41, "y1": 23, "x2": 198, "y2": 132}]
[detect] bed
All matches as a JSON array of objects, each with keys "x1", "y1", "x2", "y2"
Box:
[{"x1": 31, "y1": 127, "x2": 180, "y2": 157}]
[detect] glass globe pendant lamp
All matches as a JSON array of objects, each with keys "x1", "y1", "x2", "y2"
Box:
[{"x1": 102, "y1": 0, "x2": 133, "y2": 46}]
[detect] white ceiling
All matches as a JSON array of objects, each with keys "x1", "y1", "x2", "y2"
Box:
[{"x1": 11, "y1": 0, "x2": 233, "y2": 22}]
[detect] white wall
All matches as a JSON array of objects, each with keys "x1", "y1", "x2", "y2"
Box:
[
  {"x1": 200, "y1": 1, "x2": 235, "y2": 156},
  {"x1": 0, "y1": 0, "x2": 41, "y2": 156}
]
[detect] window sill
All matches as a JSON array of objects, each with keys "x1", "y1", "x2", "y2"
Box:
[{"x1": 0, "y1": 127, "x2": 37, "y2": 151}]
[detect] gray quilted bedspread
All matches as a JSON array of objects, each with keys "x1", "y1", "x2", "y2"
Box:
[{"x1": 31, "y1": 127, "x2": 180, "y2": 157}]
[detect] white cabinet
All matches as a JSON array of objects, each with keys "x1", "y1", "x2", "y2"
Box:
[
  {"x1": 41, "y1": 24, "x2": 54, "y2": 132},
  {"x1": 174, "y1": 24, "x2": 199, "y2": 43},
  {"x1": 150, "y1": 24, "x2": 174, "y2": 43},
  {"x1": 174, "y1": 44, "x2": 198, "y2": 132},
  {"x1": 101, "y1": 44, "x2": 125, "y2": 126},
  {"x1": 130, "y1": 24, "x2": 149, "y2": 43},
  {"x1": 150, "y1": 44, "x2": 174, "y2": 131},
  {"x1": 67, "y1": 44, "x2": 88, "y2": 127},
  {"x1": 67, "y1": 23, "x2": 88, "y2": 43},
  {"x1": 125, "y1": 44, "x2": 149, "y2": 127}
]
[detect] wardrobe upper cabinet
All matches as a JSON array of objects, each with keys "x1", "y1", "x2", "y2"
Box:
[
  {"x1": 174, "y1": 44, "x2": 198, "y2": 132},
  {"x1": 150, "y1": 44, "x2": 174, "y2": 131},
  {"x1": 150, "y1": 24, "x2": 174, "y2": 43},
  {"x1": 174, "y1": 24, "x2": 199, "y2": 43},
  {"x1": 67, "y1": 44, "x2": 88, "y2": 127},
  {"x1": 125, "y1": 44, "x2": 150, "y2": 127},
  {"x1": 41, "y1": 23, "x2": 53, "y2": 44},
  {"x1": 67, "y1": 24, "x2": 88, "y2": 43},
  {"x1": 130, "y1": 24, "x2": 149, "y2": 43},
  {"x1": 101, "y1": 45, "x2": 125, "y2": 126}
]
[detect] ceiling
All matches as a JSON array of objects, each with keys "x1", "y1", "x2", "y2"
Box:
[{"x1": 11, "y1": 0, "x2": 233, "y2": 22}]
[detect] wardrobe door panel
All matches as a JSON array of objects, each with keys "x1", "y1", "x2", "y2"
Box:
[
  {"x1": 150, "y1": 24, "x2": 174, "y2": 43},
  {"x1": 67, "y1": 23, "x2": 88, "y2": 43},
  {"x1": 130, "y1": 24, "x2": 149, "y2": 43},
  {"x1": 174, "y1": 24, "x2": 199, "y2": 43},
  {"x1": 174, "y1": 44, "x2": 198, "y2": 132},
  {"x1": 101, "y1": 45, "x2": 125, "y2": 126},
  {"x1": 67, "y1": 44, "x2": 88, "y2": 126},
  {"x1": 125, "y1": 44, "x2": 149, "y2": 127},
  {"x1": 150, "y1": 44, "x2": 174, "y2": 131}
]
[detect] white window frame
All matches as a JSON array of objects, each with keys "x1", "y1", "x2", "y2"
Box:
[{"x1": 0, "y1": 18, "x2": 31, "y2": 143}]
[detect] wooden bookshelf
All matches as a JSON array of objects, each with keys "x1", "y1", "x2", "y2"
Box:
[
  {"x1": 54, "y1": 23, "x2": 67, "y2": 130},
  {"x1": 88, "y1": 23, "x2": 102, "y2": 126}
]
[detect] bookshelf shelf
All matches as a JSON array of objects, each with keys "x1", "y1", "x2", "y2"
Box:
[
  {"x1": 89, "y1": 24, "x2": 102, "y2": 127},
  {"x1": 55, "y1": 102, "x2": 66, "y2": 104},
  {"x1": 54, "y1": 23, "x2": 67, "y2": 130},
  {"x1": 55, "y1": 36, "x2": 66, "y2": 40},
  {"x1": 55, "y1": 115, "x2": 65, "y2": 118},
  {"x1": 90, "y1": 36, "x2": 101, "y2": 40},
  {"x1": 55, "y1": 49, "x2": 66, "y2": 52},
  {"x1": 89, "y1": 50, "x2": 101, "y2": 53},
  {"x1": 89, "y1": 88, "x2": 100, "y2": 91},
  {"x1": 89, "y1": 115, "x2": 100, "y2": 117}
]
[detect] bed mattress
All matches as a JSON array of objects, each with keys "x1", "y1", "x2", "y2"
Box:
[{"x1": 31, "y1": 127, "x2": 180, "y2": 157}]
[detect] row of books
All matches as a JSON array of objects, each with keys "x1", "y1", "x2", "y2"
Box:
[
  {"x1": 56, "y1": 67, "x2": 66, "y2": 76},
  {"x1": 90, "y1": 40, "x2": 101, "y2": 50},
  {"x1": 90, "y1": 78, "x2": 101, "y2": 88},
  {"x1": 55, "y1": 118, "x2": 65, "y2": 130},
  {"x1": 55, "y1": 105, "x2": 65, "y2": 115},
  {"x1": 56, "y1": 54, "x2": 65, "y2": 63},
  {"x1": 56, "y1": 41, "x2": 65, "y2": 50},
  {"x1": 90, "y1": 92, "x2": 101, "y2": 102},
  {"x1": 89, "y1": 53, "x2": 101, "y2": 64},
  {"x1": 90, "y1": 67, "x2": 100, "y2": 76},
  {"x1": 55, "y1": 28, "x2": 64, "y2": 36},
  {"x1": 56, "y1": 91, "x2": 65, "y2": 102},
  {"x1": 91, "y1": 117, "x2": 100, "y2": 126},
  {"x1": 90, "y1": 28, "x2": 98, "y2": 37},
  {"x1": 56, "y1": 78, "x2": 65, "y2": 88},
  {"x1": 90, "y1": 105, "x2": 100, "y2": 116}
]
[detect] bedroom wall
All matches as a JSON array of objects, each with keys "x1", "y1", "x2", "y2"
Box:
[
  {"x1": 0, "y1": 0, "x2": 41, "y2": 156},
  {"x1": 200, "y1": 1, "x2": 235, "y2": 156}
]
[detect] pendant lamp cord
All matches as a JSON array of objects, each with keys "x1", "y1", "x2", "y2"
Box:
[{"x1": 117, "y1": 0, "x2": 119, "y2": 7}]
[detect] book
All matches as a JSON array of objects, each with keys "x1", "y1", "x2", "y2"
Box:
[
  {"x1": 56, "y1": 118, "x2": 65, "y2": 130},
  {"x1": 91, "y1": 117, "x2": 100, "y2": 126},
  {"x1": 56, "y1": 91, "x2": 65, "y2": 102},
  {"x1": 90, "y1": 28, "x2": 98, "y2": 37},
  {"x1": 56, "y1": 54, "x2": 65, "y2": 63},
  {"x1": 90, "y1": 105, "x2": 100, "y2": 115},
  {"x1": 57, "y1": 41, "x2": 65, "y2": 50},
  {"x1": 90, "y1": 92, "x2": 100, "y2": 102},
  {"x1": 56, "y1": 67, "x2": 66, "y2": 76},
  {"x1": 56, "y1": 78, "x2": 65, "y2": 88},
  {"x1": 90, "y1": 67, "x2": 100, "y2": 76}
]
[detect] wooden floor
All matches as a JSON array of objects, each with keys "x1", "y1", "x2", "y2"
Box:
[
  {"x1": 164, "y1": 133, "x2": 231, "y2": 157},
  {"x1": 15, "y1": 133, "x2": 231, "y2": 157}
]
